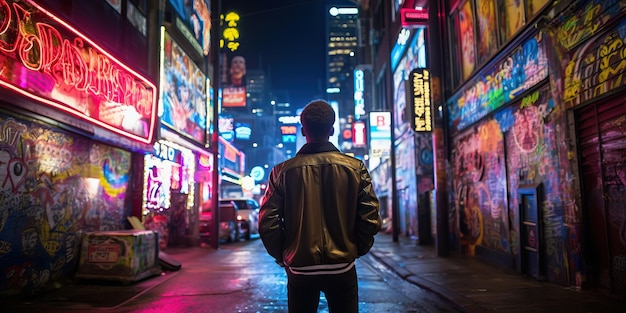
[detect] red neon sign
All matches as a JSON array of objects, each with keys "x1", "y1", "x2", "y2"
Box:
[
  {"x1": 0, "y1": 0, "x2": 157, "y2": 144},
  {"x1": 280, "y1": 125, "x2": 297, "y2": 135},
  {"x1": 401, "y1": 8, "x2": 429, "y2": 27},
  {"x1": 352, "y1": 121, "x2": 366, "y2": 146}
]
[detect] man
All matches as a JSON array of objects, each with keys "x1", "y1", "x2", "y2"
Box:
[{"x1": 259, "y1": 100, "x2": 382, "y2": 313}]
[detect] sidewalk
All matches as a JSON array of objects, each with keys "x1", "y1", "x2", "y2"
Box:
[{"x1": 369, "y1": 233, "x2": 626, "y2": 312}]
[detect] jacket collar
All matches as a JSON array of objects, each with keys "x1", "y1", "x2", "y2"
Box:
[{"x1": 296, "y1": 142, "x2": 340, "y2": 155}]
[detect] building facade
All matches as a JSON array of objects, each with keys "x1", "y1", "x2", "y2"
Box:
[
  {"x1": 326, "y1": 5, "x2": 360, "y2": 154},
  {"x1": 0, "y1": 0, "x2": 158, "y2": 296},
  {"x1": 0, "y1": 0, "x2": 217, "y2": 296},
  {"x1": 360, "y1": 0, "x2": 626, "y2": 299}
]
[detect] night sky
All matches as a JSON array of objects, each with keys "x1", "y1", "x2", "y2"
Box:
[{"x1": 221, "y1": 0, "x2": 355, "y2": 110}]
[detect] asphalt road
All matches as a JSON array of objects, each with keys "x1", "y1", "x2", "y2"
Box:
[{"x1": 5, "y1": 236, "x2": 461, "y2": 313}]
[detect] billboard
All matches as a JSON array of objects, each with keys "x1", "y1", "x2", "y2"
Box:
[
  {"x1": 168, "y1": 0, "x2": 212, "y2": 56},
  {"x1": 221, "y1": 55, "x2": 247, "y2": 107},
  {"x1": 160, "y1": 29, "x2": 208, "y2": 144}
]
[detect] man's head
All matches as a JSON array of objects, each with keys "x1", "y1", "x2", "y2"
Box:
[{"x1": 300, "y1": 100, "x2": 335, "y2": 142}]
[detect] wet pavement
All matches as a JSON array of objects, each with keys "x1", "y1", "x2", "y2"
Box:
[
  {"x1": 370, "y1": 233, "x2": 625, "y2": 312},
  {"x1": 3, "y1": 233, "x2": 626, "y2": 312}
]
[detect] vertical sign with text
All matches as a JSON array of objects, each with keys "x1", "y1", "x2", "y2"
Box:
[{"x1": 408, "y1": 68, "x2": 433, "y2": 132}]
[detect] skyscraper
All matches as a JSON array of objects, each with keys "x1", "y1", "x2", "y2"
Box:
[
  {"x1": 325, "y1": 6, "x2": 359, "y2": 120},
  {"x1": 246, "y1": 69, "x2": 268, "y2": 116}
]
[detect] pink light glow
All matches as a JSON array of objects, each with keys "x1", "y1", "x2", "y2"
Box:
[{"x1": 0, "y1": 0, "x2": 158, "y2": 144}]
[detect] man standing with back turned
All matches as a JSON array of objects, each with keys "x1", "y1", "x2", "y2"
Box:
[{"x1": 259, "y1": 100, "x2": 382, "y2": 313}]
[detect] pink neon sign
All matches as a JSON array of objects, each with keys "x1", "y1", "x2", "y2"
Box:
[{"x1": 0, "y1": 0, "x2": 157, "y2": 144}]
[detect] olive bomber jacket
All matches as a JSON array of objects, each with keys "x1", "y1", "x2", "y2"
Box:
[{"x1": 258, "y1": 142, "x2": 382, "y2": 269}]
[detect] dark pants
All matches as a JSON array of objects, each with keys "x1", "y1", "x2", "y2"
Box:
[{"x1": 286, "y1": 266, "x2": 358, "y2": 313}]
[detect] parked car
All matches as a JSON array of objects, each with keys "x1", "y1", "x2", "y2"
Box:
[
  {"x1": 199, "y1": 201, "x2": 240, "y2": 243},
  {"x1": 219, "y1": 198, "x2": 260, "y2": 240}
]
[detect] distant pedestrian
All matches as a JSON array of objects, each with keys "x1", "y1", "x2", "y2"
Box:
[{"x1": 259, "y1": 100, "x2": 382, "y2": 313}]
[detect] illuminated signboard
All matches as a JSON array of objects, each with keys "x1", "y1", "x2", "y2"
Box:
[
  {"x1": 354, "y1": 69, "x2": 365, "y2": 118},
  {"x1": 281, "y1": 125, "x2": 297, "y2": 135},
  {"x1": 369, "y1": 112, "x2": 391, "y2": 158},
  {"x1": 0, "y1": 0, "x2": 158, "y2": 144},
  {"x1": 354, "y1": 65, "x2": 372, "y2": 119},
  {"x1": 169, "y1": 0, "x2": 211, "y2": 56},
  {"x1": 235, "y1": 122, "x2": 251, "y2": 140},
  {"x1": 279, "y1": 116, "x2": 299, "y2": 144},
  {"x1": 408, "y1": 68, "x2": 433, "y2": 132},
  {"x1": 352, "y1": 121, "x2": 366, "y2": 147},
  {"x1": 221, "y1": 11, "x2": 241, "y2": 52},
  {"x1": 219, "y1": 136, "x2": 245, "y2": 185},
  {"x1": 160, "y1": 28, "x2": 208, "y2": 144},
  {"x1": 401, "y1": 8, "x2": 428, "y2": 26},
  {"x1": 144, "y1": 141, "x2": 195, "y2": 212},
  {"x1": 281, "y1": 125, "x2": 297, "y2": 143}
]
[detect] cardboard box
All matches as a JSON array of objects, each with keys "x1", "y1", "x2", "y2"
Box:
[{"x1": 76, "y1": 230, "x2": 162, "y2": 283}]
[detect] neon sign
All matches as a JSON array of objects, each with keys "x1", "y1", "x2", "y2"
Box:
[
  {"x1": 0, "y1": 0, "x2": 157, "y2": 144},
  {"x1": 354, "y1": 69, "x2": 365, "y2": 118},
  {"x1": 281, "y1": 125, "x2": 297, "y2": 135},
  {"x1": 408, "y1": 68, "x2": 433, "y2": 132}
]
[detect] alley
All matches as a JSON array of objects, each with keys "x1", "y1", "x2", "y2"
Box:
[{"x1": 5, "y1": 237, "x2": 460, "y2": 313}]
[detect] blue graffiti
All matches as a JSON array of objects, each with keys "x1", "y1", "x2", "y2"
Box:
[{"x1": 494, "y1": 107, "x2": 516, "y2": 132}]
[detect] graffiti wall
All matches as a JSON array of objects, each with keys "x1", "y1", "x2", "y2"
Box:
[
  {"x1": 502, "y1": 86, "x2": 571, "y2": 285},
  {"x1": 451, "y1": 118, "x2": 509, "y2": 255},
  {"x1": 450, "y1": 83, "x2": 575, "y2": 285},
  {"x1": 549, "y1": 1, "x2": 626, "y2": 291},
  {"x1": 0, "y1": 112, "x2": 132, "y2": 295}
]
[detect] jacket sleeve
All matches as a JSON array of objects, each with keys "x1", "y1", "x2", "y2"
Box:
[
  {"x1": 355, "y1": 162, "x2": 382, "y2": 256},
  {"x1": 258, "y1": 167, "x2": 285, "y2": 263}
]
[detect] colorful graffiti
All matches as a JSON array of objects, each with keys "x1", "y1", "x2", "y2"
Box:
[
  {"x1": 452, "y1": 118, "x2": 508, "y2": 255},
  {"x1": 557, "y1": 0, "x2": 626, "y2": 51},
  {"x1": 0, "y1": 113, "x2": 131, "y2": 295},
  {"x1": 450, "y1": 84, "x2": 575, "y2": 285},
  {"x1": 563, "y1": 17, "x2": 626, "y2": 109},
  {"x1": 506, "y1": 86, "x2": 569, "y2": 284},
  {"x1": 447, "y1": 31, "x2": 549, "y2": 133}
]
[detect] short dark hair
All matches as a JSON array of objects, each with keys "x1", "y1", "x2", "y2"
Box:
[{"x1": 300, "y1": 100, "x2": 335, "y2": 138}]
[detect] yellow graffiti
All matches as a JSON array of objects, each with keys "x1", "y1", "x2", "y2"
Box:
[
  {"x1": 520, "y1": 91, "x2": 539, "y2": 108},
  {"x1": 563, "y1": 60, "x2": 581, "y2": 102},
  {"x1": 43, "y1": 240, "x2": 61, "y2": 256},
  {"x1": 598, "y1": 37, "x2": 626, "y2": 83},
  {"x1": 557, "y1": 3, "x2": 602, "y2": 50}
]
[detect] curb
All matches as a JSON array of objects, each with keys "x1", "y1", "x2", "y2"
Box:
[{"x1": 369, "y1": 250, "x2": 486, "y2": 313}]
